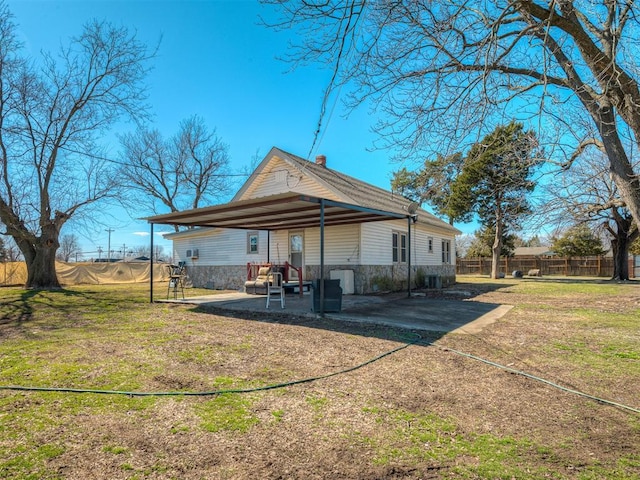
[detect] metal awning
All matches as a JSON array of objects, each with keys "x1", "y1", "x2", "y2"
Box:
[
  {"x1": 146, "y1": 192, "x2": 414, "y2": 312},
  {"x1": 145, "y1": 192, "x2": 409, "y2": 230}
]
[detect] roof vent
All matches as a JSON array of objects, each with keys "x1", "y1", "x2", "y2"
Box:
[{"x1": 315, "y1": 154, "x2": 326, "y2": 167}]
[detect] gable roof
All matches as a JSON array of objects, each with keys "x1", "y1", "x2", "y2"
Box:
[
  {"x1": 234, "y1": 147, "x2": 459, "y2": 234},
  {"x1": 513, "y1": 246, "x2": 555, "y2": 257},
  {"x1": 152, "y1": 147, "x2": 461, "y2": 236}
]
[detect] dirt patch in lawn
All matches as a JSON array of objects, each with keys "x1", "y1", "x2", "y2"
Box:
[{"x1": 1, "y1": 279, "x2": 639, "y2": 479}]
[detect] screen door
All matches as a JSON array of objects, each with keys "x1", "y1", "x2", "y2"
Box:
[{"x1": 289, "y1": 232, "x2": 303, "y2": 280}]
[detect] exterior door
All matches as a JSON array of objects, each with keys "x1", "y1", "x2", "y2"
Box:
[{"x1": 289, "y1": 232, "x2": 303, "y2": 280}]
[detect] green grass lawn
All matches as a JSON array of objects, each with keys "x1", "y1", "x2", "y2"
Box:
[{"x1": 1, "y1": 279, "x2": 639, "y2": 479}]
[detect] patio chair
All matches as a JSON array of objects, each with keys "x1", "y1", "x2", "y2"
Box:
[
  {"x1": 167, "y1": 263, "x2": 187, "y2": 299},
  {"x1": 266, "y1": 271, "x2": 284, "y2": 309}
]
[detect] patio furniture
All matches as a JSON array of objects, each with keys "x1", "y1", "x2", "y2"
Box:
[
  {"x1": 167, "y1": 263, "x2": 187, "y2": 299},
  {"x1": 244, "y1": 266, "x2": 271, "y2": 294},
  {"x1": 266, "y1": 271, "x2": 285, "y2": 309}
]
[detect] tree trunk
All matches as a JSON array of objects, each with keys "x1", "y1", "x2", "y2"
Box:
[
  {"x1": 611, "y1": 221, "x2": 638, "y2": 282},
  {"x1": 26, "y1": 240, "x2": 61, "y2": 289},
  {"x1": 12, "y1": 223, "x2": 62, "y2": 289},
  {"x1": 590, "y1": 108, "x2": 640, "y2": 232},
  {"x1": 611, "y1": 238, "x2": 629, "y2": 281},
  {"x1": 605, "y1": 210, "x2": 638, "y2": 281},
  {"x1": 491, "y1": 216, "x2": 503, "y2": 280}
]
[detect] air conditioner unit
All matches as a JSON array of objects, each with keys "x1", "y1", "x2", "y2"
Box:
[{"x1": 330, "y1": 269, "x2": 354, "y2": 295}]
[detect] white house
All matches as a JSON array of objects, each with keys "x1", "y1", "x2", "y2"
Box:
[{"x1": 154, "y1": 147, "x2": 461, "y2": 294}]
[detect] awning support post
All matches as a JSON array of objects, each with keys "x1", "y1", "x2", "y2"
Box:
[
  {"x1": 150, "y1": 222, "x2": 154, "y2": 303},
  {"x1": 320, "y1": 199, "x2": 325, "y2": 317},
  {"x1": 407, "y1": 215, "x2": 412, "y2": 298}
]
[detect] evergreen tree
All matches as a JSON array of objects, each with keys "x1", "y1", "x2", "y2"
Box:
[
  {"x1": 391, "y1": 153, "x2": 467, "y2": 225},
  {"x1": 466, "y1": 227, "x2": 516, "y2": 258},
  {"x1": 450, "y1": 122, "x2": 539, "y2": 278},
  {"x1": 551, "y1": 225, "x2": 606, "y2": 257}
]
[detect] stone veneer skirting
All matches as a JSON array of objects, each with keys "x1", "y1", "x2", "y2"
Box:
[{"x1": 184, "y1": 264, "x2": 456, "y2": 295}]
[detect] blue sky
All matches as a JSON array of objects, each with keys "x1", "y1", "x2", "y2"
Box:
[{"x1": 7, "y1": 0, "x2": 472, "y2": 257}]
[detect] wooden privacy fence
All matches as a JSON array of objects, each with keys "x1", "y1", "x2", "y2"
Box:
[{"x1": 456, "y1": 255, "x2": 633, "y2": 277}]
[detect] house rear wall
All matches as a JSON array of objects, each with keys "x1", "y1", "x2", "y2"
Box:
[{"x1": 171, "y1": 222, "x2": 456, "y2": 293}]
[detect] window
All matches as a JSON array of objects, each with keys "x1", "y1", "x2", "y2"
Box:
[
  {"x1": 442, "y1": 239, "x2": 451, "y2": 264},
  {"x1": 428, "y1": 237, "x2": 433, "y2": 254},
  {"x1": 392, "y1": 231, "x2": 407, "y2": 263},
  {"x1": 247, "y1": 232, "x2": 259, "y2": 254},
  {"x1": 401, "y1": 233, "x2": 407, "y2": 263}
]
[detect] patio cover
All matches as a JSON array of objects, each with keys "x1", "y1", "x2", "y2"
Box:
[
  {"x1": 146, "y1": 192, "x2": 415, "y2": 312},
  {"x1": 145, "y1": 192, "x2": 410, "y2": 230}
]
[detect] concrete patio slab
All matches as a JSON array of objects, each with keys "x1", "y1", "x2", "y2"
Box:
[{"x1": 161, "y1": 289, "x2": 512, "y2": 334}]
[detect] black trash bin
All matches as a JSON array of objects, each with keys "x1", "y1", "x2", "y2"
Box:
[{"x1": 311, "y1": 279, "x2": 342, "y2": 312}]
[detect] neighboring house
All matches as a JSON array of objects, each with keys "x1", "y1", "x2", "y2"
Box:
[
  {"x1": 161, "y1": 147, "x2": 461, "y2": 294},
  {"x1": 512, "y1": 246, "x2": 556, "y2": 257}
]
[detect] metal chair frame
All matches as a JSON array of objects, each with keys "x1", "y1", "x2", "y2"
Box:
[
  {"x1": 266, "y1": 271, "x2": 285, "y2": 309},
  {"x1": 167, "y1": 263, "x2": 187, "y2": 300}
]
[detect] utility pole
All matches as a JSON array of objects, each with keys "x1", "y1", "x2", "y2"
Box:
[
  {"x1": 97, "y1": 246, "x2": 102, "y2": 261},
  {"x1": 105, "y1": 228, "x2": 114, "y2": 263}
]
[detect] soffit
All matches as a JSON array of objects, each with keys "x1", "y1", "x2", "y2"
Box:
[{"x1": 146, "y1": 192, "x2": 409, "y2": 231}]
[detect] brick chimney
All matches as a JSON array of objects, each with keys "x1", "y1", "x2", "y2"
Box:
[{"x1": 315, "y1": 154, "x2": 326, "y2": 167}]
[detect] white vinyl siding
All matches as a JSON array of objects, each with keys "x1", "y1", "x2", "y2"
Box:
[
  {"x1": 171, "y1": 221, "x2": 457, "y2": 268},
  {"x1": 268, "y1": 230, "x2": 290, "y2": 264},
  {"x1": 297, "y1": 224, "x2": 360, "y2": 265},
  {"x1": 360, "y1": 221, "x2": 456, "y2": 267},
  {"x1": 361, "y1": 221, "x2": 402, "y2": 265},
  {"x1": 413, "y1": 229, "x2": 444, "y2": 266},
  {"x1": 239, "y1": 157, "x2": 337, "y2": 200},
  {"x1": 173, "y1": 229, "x2": 269, "y2": 266}
]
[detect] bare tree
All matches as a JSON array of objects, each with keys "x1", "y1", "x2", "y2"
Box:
[
  {"x1": 119, "y1": 115, "x2": 233, "y2": 231},
  {"x1": 455, "y1": 233, "x2": 473, "y2": 259},
  {"x1": 56, "y1": 234, "x2": 82, "y2": 262},
  {"x1": 543, "y1": 151, "x2": 638, "y2": 280},
  {"x1": 130, "y1": 245, "x2": 151, "y2": 259},
  {"x1": 0, "y1": 3, "x2": 153, "y2": 288},
  {"x1": 262, "y1": 1, "x2": 640, "y2": 230},
  {"x1": 0, "y1": 236, "x2": 21, "y2": 262}
]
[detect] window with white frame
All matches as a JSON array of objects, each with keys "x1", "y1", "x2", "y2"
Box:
[
  {"x1": 428, "y1": 236, "x2": 433, "y2": 254},
  {"x1": 442, "y1": 239, "x2": 451, "y2": 264},
  {"x1": 247, "y1": 231, "x2": 259, "y2": 254},
  {"x1": 392, "y1": 231, "x2": 407, "y2": 263}
]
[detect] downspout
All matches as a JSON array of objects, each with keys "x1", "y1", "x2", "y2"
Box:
[{"x1": 407, "y1": 215, "x2": 411, "y2": 298}]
